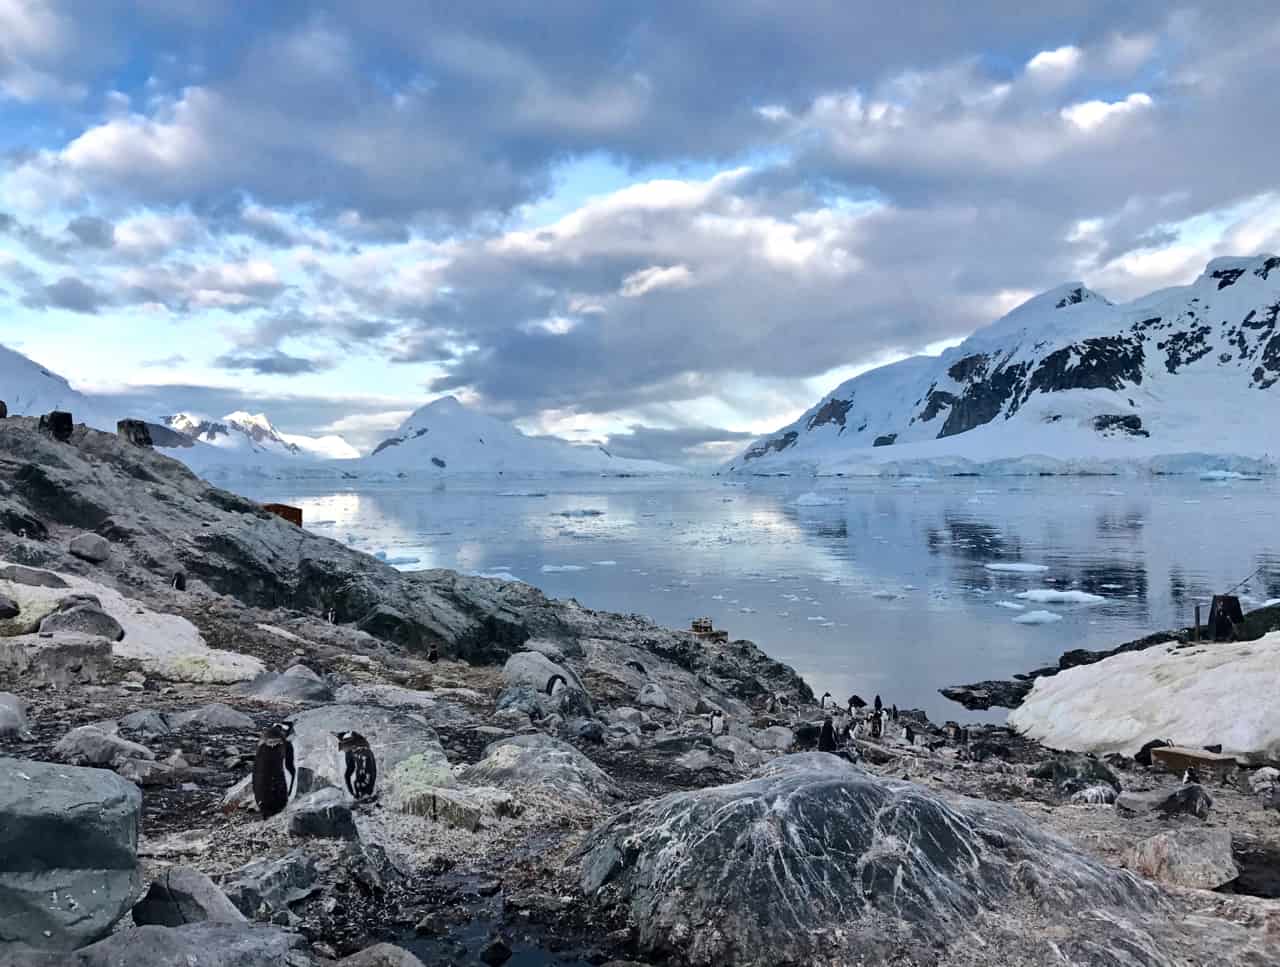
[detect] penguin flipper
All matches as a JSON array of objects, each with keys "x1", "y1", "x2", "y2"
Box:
[{"x1": 284, "y1": 742, "x2": 296, "y2": 798}]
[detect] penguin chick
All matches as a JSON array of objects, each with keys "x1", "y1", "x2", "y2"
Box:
[
  {"x1": 335, "y1": 730, "x2": 377, "y2": 801},
  {"x1": 253, "y1": 722, "x2": 296, "y2": 819}
]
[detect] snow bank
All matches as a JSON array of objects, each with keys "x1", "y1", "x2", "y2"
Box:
[
  {"x1": 1013, "y1": 610, "x2": 1063, "y2": 625},
  {"x1": 1016, "y1": 589, "x2": 1106, "y2": 604},
  {"x1": 0, "y1": 564, "x2": 264, "y2": 683},
  {"x1": 1009, "y1": 633, "x2": 1280, "y2": 762}
]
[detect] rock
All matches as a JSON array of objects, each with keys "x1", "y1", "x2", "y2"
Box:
[
  {"x1": 0, "y1": 691, "x2": 28, "y2": 736},
  {"x1": 119, "y1": 709, "x2": 172, "y2": 737},
  {"x1": 1149, "y1": 745, "x2": 1238, "y2": 781},
  {"x1": 39, "y1": 604, "x2": 125, "y2": 641},
  {"x1": 610, "y1": 707, "x2": 645, "y2": 724},
  {"x1": 290, "y1": 704, "x2": 450, "y2": 799},
  {"x1": 221, "y1": 849, "x2": 318, "y2": 919},
  {"x1": 116, "y1": 419, "x2": 154, "y2": 448},
  {"x1": 937, "y1": 679, "x2": 1033, "y2": 710},
  {"x1": 357, "y1": 603, "x2": 426, "y2": 650},
  {"x1": 334, "y1": 683, "x2": 437, "y2": 711},
  {"x1": 72, "y1": 922, "x2": 310, "y2": 966},
  {"x1": 712, "y1": 734, "x2": 767, "y2": 768},
  {"x1": 636, "y1": 682, "x2": 671, "y2": 710},
  {"x1": 502, "y1": 650, "x2": 587, "y2": 697},
  {"x1": 495, "y1": 683, "x2": 543, "y2": 719},
  {"x1": 339, "y1": 943, "x2": 429, "y2": 967},
  {"x1": 0, "y1": 633, "x2": 111, "y2": 686},
  {"x1": 751, "y1": 725, "x2": 795, "y2": 752},
  {"x1": 0, "y1": 564, "x2": 69, "y2": 588},
  {"x1": 568, "y1": 717, "x2": 605, "y2": 744},
  {"x1": 1125, "y1": 828, "x2": 1239, "y2": 890},
  {"x1": 394, "y1": 784, "x2": 485, "y2": 831},
  {"x1": 117, "y1": 758, "x2": 178, "y2": 787},
  {"x1": 676, "y1": 748, "x2": 729, "y2": 772},
  {"x1": 0, "y1": 756, "x2": 142, "y2": 950},
  {"x1": 1135, "y1": 738, "x2": 1172, "y2": 767},
  {"x1": 39, "y1": 410, "x2": 74, "y2": 442},
  {"x1": 479, "y1": 937, "x2": 513, "y2": 966},
  {"x1": 69, "y1": 533, "x2": 111, "y2": 564},
  {"x1": 132, "y1": 867, "x2": 247, "y2": 927},
  {"x1": 0, "y1": 592, "x2": 18, "y2": 619},
  {"x1": 462, "y1": 733, "x2": 621, "y2": 803},
  {"x1": 521, "y1": 638, "x2": 568, "y2": 662},
  {"x1": 1117, "y1": 784, "x2": 1214, "y2": 820},
  {"x1": 170, "y1": 703, "x2": 256, "y2": 731},
  {"x1": 579, "y1": 753, "x2": 1162, "y2": 966},
  {"x1": 53, "y1": 724, "x2": 155, "y2": 767},
  {"x1": 289, "y1": 789, "x2": 359, "y2": 841},
  {"x1": 238, "y1": 668, "x2": 334, "y2": 704},
  {"x1": 1028, "y1": 753, "x2": 1121, "y2": 794}
]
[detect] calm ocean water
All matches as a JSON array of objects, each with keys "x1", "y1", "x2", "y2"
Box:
[{"x1": 239, "y1": 474, "x2": 1280, "y2": 724}]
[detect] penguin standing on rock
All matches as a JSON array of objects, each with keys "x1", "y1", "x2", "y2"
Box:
[
  {"x1": 820, "y1": 691, "x2": 832, "y2": 710},
  {"x1": 427, "y1": 644, "x2": 439, "y2": 664},
  {"x1": 710, "y1": 710, "x2": 726, "y2": 736},
  {"x1": 336, "y1": 731, "x2": 378, "y2": 802},
  {"x1": 253, "y1": 722, "x2": 296, "y2": 819},
  {"x1": 818, "y1": 716, "x2": 837, "y2": 753},
  {"x1": 874, "y1": 695, "x2": 883, "y2": 714}
]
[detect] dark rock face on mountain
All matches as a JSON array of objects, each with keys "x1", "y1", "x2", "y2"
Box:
[
  {"x1": 728, "y1": 255, "x2": 1280, "y2": 471},
  {"x1": 579, "y1": 754, "x2": 1163, "y2": 965}
]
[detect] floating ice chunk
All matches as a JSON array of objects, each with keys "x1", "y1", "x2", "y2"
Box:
[
  {"x1": 475, "y1": 570, "x2": 522, "y2": 583},
  {"x1": 984, "y1": 563, "x2": 1049, "y2": 574},
  {"x1": 820, "y1": 621, "x2": 835, "y2": 627},
  {"x1": 795, "y1": 491, "x2": 843, "y2": 507},
  {"x1": 541, "y1": 564, "x2": 586, "y2": 573},
  {"x1": 592, "y1": 560, "x2": 618, "y2": 567},
  {"x1": 498, "y1": 490, "x2": 549, "y2": 497},
  {"x1": 1016, "y1": 589, "x2": 1105, "y2": 604},
  {"x1": 553, "y1": 509, "x2": 604, "y2": 518},
  {"x1": 806, "y1": 616, "x2": 827, "y2": 622},
  {"x1": 1199, "y1": 470, "x2": 1262, "y2": 481},
  {"x1": 995, "y1": 601, "x2": 1026, "y2": 610},
  {"x1": 1265, "y1": 599, "x2": 1280, "y2": 608},
  {"x1": 382, "y1": 555, "x2": 422, "y2": 567},
  {"x1": 740, "y1": 607, "x2": 757, "y2": 614},
  {"x1": 1014, "y1": 610, "x2": 1064, "y2": 625},
  {"x1": 871, "y1": 590, "x2": 900, "y2": 600}
]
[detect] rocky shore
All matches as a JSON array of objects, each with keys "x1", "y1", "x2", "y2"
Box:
[{"x1": 1, "y1": 417, "x2": 1279, "y2": 966}]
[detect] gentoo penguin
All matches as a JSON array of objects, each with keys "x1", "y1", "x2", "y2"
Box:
[
  {"x1": 710, "y1": 710, "x2": 726, "y2": 736},
  {"x1": 870, "y1": 709, "x2": 883, "y2": 740},
  {"x1": 874, "y1": 694, "x2": 883, "y2": 713},
  {"x1": 1183, "y1": 767, "x2": 1202, "y2": 785},
  {"x1": 904, "y1": 724, "x2": 915, "y2": 745},
  {"x1": 818, "y1": 716, "x2": 837, "y2": 753},
  {"x1": 820, "y1": 691, "x2": 832, "y2": 709},
  {"x1": 890, "y1": 704, "x2": 898, "y2": 722},
  {"x1": 253, "y1": 722, "x2": 296, "y2": 819},
  {"x1": 336, "y1": 730, "x2": 377, "y2": 801},
  {"x1": 427, "y1": 644, "x2": 439, "y2": 663},
  {"x1": 545, "y1": 673, "x2": 568, "y2": 696}
]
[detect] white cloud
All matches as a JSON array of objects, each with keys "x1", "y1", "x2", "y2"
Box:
[
  {"x1": 1060, "y1": 92, "x2": 1153, "y2": 131},
  {"x1": 620, "y1": 264, "x2": 693, "y2": 297},
  {"x1": 1025, "y1": 45, "x2": 1081, "y2": 81}
]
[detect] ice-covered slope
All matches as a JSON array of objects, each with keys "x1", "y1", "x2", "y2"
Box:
[
  {"x1": 154, "y1": 410, "x2": 358, "y2": 479},
  {"x1": 727, "y1": 255, "x2": 1280, "y2": 476},
  {"x1": 0, "y1": 343, "x2": 114, "y2": 428},
  {"x1": 363, "y1": 395, "x2": 675, "y2": 476}
]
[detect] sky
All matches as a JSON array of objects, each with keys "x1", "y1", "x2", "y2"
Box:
[{"x1": 1, "y1": 1, "x2": 1278, "y2": 465}]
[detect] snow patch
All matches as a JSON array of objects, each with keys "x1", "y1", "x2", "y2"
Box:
[{"x1": 1016, "y1": 589, "x2": 1106, "y2": 604}]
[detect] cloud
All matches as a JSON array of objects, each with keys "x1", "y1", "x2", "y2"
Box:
[
  {"x1": 213, "y1": 349, "x2": 331, "y2": 375},
  {"x1": 140, "y1": 353, "x2": 186, "y2": 367},
  {"x1": 1060, "y1": 92, "x2": 1153, "y2": 131},
  {"x1": 620, "y1": 264, "x2": 694, "y2": 298},
  {"x1": 601, "y1": 423, "x2": 758, "y2": 466},
  {"x1": 66, "y1": 215, "x2": 115, "y2": 248},
  {"x1": 24, "y1": 276, "x2": 107, "y2": 313}
]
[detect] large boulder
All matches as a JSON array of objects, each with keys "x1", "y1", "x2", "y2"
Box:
[
  {"x1": 1028, "y1": 754, "x2": 1121, "y2": 794},
  {"x1": 221, "y1": 850, "x2": 318, "y2": 920},
  {"x1": 289, "y1": 704, "x2": 450, "y2": 797},
  {"x1": 53, "y1": 725, "x2": 154, "y2": 767},
  {"x1": 170, "y1": 703, "x2": 256, "y2": 731},
  {"x1": 132, "y1": 867, "x2": 247, "y2": 927},
  {"x1": 0, "y1": 757, "x2": 142, "y2": 950},
  {"x1": 288, "y1": 789, "x2": 359, "y2": 841},
  {"x1": 339, "y1": 944, "x2": 428, "y2": 966},
  {"x1": 68, "y1": 533, "x2": 111, "y2": 564},
  {"x1": 39, "y1": 604, "x2": 125, "y2": 641},
  {"x1": 0, "y1": 564, "x2": 68, "y2": 588},
  {"x1": 0, "y1": 633, "x2": 111, "y2": 686},
  {"x1": 1125, "y1": 828, "x2": 1239, "y2": 890},
  {"x1": 238, "y1": 665, "x2": 334, "y2": 704},
  {"x1": 71, "y1": 922, "x2": 310, "y2": 966},
  {"x1": 579, "y1": 754, "x2": 1161, "y2": 966},
  {"x1": 461, "y1": 733, "x2": 620, "y2": 804},
  {"x1": 0, "y1": 692, "x2": 28, "y2": 736},
  {"x1": 502, "y1": 651, "x2": 586, "y2": 696}
]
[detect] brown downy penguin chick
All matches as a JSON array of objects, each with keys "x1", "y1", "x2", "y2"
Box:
[
  {"x1": 336, "y1": 730, "x2": 377, "y2": 801},
  {"x1": 253, "y1": 721, "x2": 296, "y2": 819}
]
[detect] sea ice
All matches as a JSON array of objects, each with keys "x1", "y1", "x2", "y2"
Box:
[
  {"x1": 1016, "y1": 589, "x2": 1105, "y2": 604},
  {"x1": 995, "y1": 601, "x2": 1026, "y2": 610},
  {"x1": 592, "y1": 560, "x2": 618, "y2": 566},
  {"x1": 984, "y1": 563, "x2": 1050, "y2": 574},
  {"x1": 541, "y1": 564, "x2": 586, "y2": 573},
  {"x1": 795, "y1": 491, "x2": 843, "y2": 507},
  {"x1": 1013, "y1": 610, "x2": 1064, "y2": 625},
  {"x1": 553, "y1": 509, "x2": 604, "y2": 518}
]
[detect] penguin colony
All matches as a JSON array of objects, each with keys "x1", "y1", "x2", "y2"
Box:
[{"x1": 252, "y1": 722, "x2": 379, "y2": 817}]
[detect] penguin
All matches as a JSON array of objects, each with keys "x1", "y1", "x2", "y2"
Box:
[
  {"x1": 253, "y1": 722, "x2": 296, "y2": 819},
  {"x1": 847, "y1": 694, "x2": 867, "y2": 712},
  {"x1": 710, "y1": 710, "x2": 726, "y2": 736},
  {"x1": 874, "y1": 694, "x2": 883, "y2": 713},
  {"x1": 171, "y1": 572, "x2": 186, "y2": 591},
  {"x1": 1183, "y1": 767, "x2": 1202, "y2": 785},
  {"x1": 818, "y1": 716, "x2": 837, "y2": 753},
  {"x1": 427, "y1": 644, "x2": 439, "y2": 663},
  {"x1": 336, "y1": 730, "x2": 377, "y2": 801},
  {"x1": 820, "y1": 691, "x2": 832, "y2": 709},
  {"x1": 870, "y1": 709, "x2": 883, "y2": 740},
  {"x1": 890, "y1": 704, "x2": 898, "y2": 722},
  {"x1": 545, "y1": 673, "x2": 568, "y2": 697},
  {"x1": 625, "y1": 660, "x2": 647, "y2": 675},
  {"x1": 904, "y1": 724, "x2": 915, "y2": 745}
]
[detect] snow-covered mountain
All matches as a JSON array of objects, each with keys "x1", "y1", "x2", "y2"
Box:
[
  {"x1": 0, "y1": 343, "x2": 114, "y2": 427},
  {"x1": 161, "y1": 411, "x2": 358, "y2": 460},
  {"x1": 727, "y1": 254, "x2": 1280, "y2": 476},
  {"x1": 363, "y1": 395, "x2": 675, "y2": 476}
]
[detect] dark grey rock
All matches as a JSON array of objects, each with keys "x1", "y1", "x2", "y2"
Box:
[
  {"x1": 238, "y1": 667, "x2": 334, "y2": 704},
  {"x1": 1157, "y1": 783, "x2": 1213, "y2": 819},
  {"x1": 338, "y1": 943, "x2": 428, "y2": 966},
  {"x1": 462, "y1": 733, "x2": 620, "y2": 803},
  {"x1": 170, "y1": 703, "x2": 255, "y2": 731},
  {"x1": 0, "y1": 756, "x2": 141, "y2": 950},
  {"x1": 1135, "y1": 738, "x2": 1173, "y2": 767},
  {"x1": 132, "y1": 867, "x2": 247, "y2": 927},
  {"x1": 1125, "y1": 828, "x2": 1238, "y2": 890},
  {"x1": 0, "y1": 564, "x2": 68, "y2": 588},
  {"x1": 72, "y1": 922, "x2": 310, "y2": 967},
  {"x1": 38, "y1": 604, "x2": 124, "y2": 641},
  {"x1": 495, "y1": 683, "x2": 542, "y2": 719},
  {"x1": 568, "y1": 717, "x2": 605, "y2": 744},
  {"x1": 53, "y1": 725, "x2": 154, "y2": 767},
  {"x1": 636, "y1": 682, "x2": 671, "y2": 710},
  {"x1": 0, "y1": 691, "x2": 28, "y2": 736},
  {"x1": 479, "y1": 937, "x2": 513, "y2": 966},
  {"x1": 289, "y1": 789, "x2": 359, "y2": 841},
  {"x1": 38, "y1": 410, "x2": 73, "y2": 442},
  {"x1": 119, "y1": 709, "x2": 172, "y2": 737},
  {"x1": 221, "y1": 849, "x2": 318, "y2": 919},
  {"x1": 0, "y1": 633, "x2": 112, "y2": 686},
  {"x1": 69, "y1": 533, "x2": 111, "y2": 564},
  {"x1": 0, "y1": 592, "x2": 18, "y2": 620},
  {"x1": 116, "y1": 419, "x2": 154, "y2": 448},
  {"x1": 1028, "y1": 753, "x2": 1121, "y2": 794},
  {"x1": 579, "y1": 753, "x2": 1161, "y2": 966},
  {"x1": 289, "y1": 704, "x2": 447, "y2": 794}
]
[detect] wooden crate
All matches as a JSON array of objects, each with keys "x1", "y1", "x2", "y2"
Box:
[{"x1": 263, "y1": 503, "x2": 303, "y2": 527}]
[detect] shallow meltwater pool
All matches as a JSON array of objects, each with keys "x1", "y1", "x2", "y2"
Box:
[{"x1": 240, "y1": 474, "x2": 1280, "y2": 724}]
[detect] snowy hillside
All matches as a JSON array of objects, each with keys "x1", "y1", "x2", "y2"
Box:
[
  {"x1": 0, "y1": 343, "x2": 114, "y2": 428},
  {"x1": 727, "y1": 254, "x2": 1280, "y2": 476},
  {"x1": 363, "y1": 395, "x2": 675, "y2": 476},
  {"x1": 162, "y1": 411, "x2": 358, "y2": 460}
]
